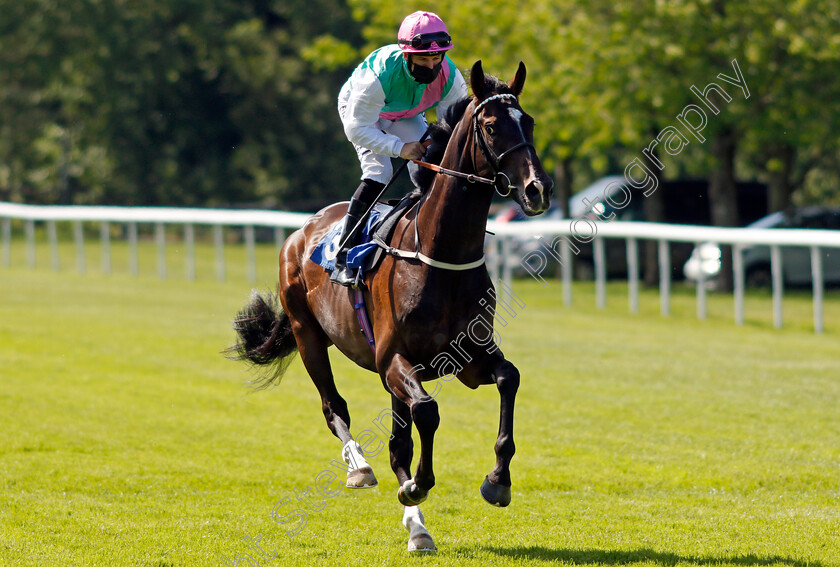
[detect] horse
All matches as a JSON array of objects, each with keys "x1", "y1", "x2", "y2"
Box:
[{"x1": 229, "y1": 60, "x2": 553, "y2": 552}]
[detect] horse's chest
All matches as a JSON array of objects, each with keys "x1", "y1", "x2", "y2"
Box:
[
  {"x1": 372, "y1": 263, "x2": 494, "y2": 358},
  {"x1": 398, "y1": 296, "x2": 484, "y2": 354}
]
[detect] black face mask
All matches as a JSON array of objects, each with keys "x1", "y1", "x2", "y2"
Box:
[{"x1": 410, "y1": 61, "x2": 443, "y2": 84}]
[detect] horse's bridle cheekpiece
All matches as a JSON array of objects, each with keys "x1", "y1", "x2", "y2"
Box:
[
  {"x1": 411, "y1": 93, "x2": 536, "y2": 197},
  {"x1": 395, "y1": 93, "x2": 536, "y2": 271},
  {"x1": 472, "y1": 94, "x2": 535, "y2": 197}
]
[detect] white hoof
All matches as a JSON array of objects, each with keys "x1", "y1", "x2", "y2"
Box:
[
  {"x1": 346, "y1": 466, "x2": 378, "y2": 488},
  {"x1": 342, "y1": 440, "x2": 376, "y2": 488},
  {"x1": 407, "y1": 533, "x2": 437, "y2": 552},
  {"x1": 403, "y1": 506, "x2": 436, "y2": 552}
]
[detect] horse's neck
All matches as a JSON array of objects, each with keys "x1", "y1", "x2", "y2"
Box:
[{"x1": 415, "y1": 120, "x2": 492, "y2": 264}]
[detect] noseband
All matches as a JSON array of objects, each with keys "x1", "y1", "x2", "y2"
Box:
[{"x1": 471, "y1": 93, "x2": 536, "y2": 197}]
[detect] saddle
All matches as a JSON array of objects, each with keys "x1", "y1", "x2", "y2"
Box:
[{"x1": 310, "y1": 191, "x2": 422, "y2": 282}]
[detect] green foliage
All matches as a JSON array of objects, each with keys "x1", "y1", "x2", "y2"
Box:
[
  {"x1": 1, "y1": 1, "x2": 838, "y2": 209},
  {"x1": 349, "y1": 0, "x2": 840, "y2": 207},
  {"x1": 0, "y1": 0, "x2": 363, "y2": 209},
  {"x1": 300, "y1": 35, "x2": 360, "y2": 72}
]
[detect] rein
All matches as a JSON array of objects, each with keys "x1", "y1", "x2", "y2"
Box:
[
  {"x1": 410, "y1": 160, "x2": 494, "y2": 186},
  {"x1": 379, "y1": 93, "x2": 533, "y2": 272}
]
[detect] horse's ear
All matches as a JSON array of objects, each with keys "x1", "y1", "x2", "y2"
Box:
[
  {"x1": 509, "y1": 61, "x2": 526, "y2": 96},
  {"x1": 470, "y1": 60, "x2": 486, "y2": 100}
]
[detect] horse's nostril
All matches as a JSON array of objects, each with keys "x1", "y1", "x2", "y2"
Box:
[{"x1": 525, "y1": 181, "x2": 543, "y2": 206}]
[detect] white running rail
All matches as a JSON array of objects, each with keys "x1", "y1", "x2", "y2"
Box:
[{"x1": 3, "y1": 201, "x2": 839, "y2": 333}]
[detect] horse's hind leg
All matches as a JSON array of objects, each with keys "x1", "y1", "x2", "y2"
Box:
[{"x1": 283, "y1": 292, "x2": 377, "y2": 488}]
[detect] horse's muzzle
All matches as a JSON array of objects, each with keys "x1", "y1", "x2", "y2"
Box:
[{"x1": 522, "y1": 178, "x2": 554, "y2": 216}]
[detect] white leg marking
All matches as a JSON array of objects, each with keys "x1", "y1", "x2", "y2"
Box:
[
  {"x1": 342, "y1": 440, "x2": 377, "y2": 488},
  {"x1": 403, "y1": 506, "x2": 436, "y2": 552}
]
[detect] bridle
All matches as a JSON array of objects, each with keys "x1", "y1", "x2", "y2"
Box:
[
  {"x1": 411, "y1": 93, "x2": 535, "y2": 197},
  {"x1": 382, "y1": 94, "x2": 534, "y2": 271},
  {"x1": 471, "y1": 93, "x2": 535, "y2": 197},
  {"x1": 385, "y1": 94, "x2": 535, "y2": 272}
]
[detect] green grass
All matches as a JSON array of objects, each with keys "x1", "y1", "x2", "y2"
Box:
[{"x1": 1, "y1": 241, "x2": 839, "y2": 566}]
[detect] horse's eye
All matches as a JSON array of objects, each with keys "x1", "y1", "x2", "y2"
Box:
[{"x1": 485, "y1": 124, "x2": 495, "y2": 135}]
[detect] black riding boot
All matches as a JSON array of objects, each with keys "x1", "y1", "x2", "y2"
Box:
[{"x1": 330, "y1": 182, "x2": 381, "y2": 287}]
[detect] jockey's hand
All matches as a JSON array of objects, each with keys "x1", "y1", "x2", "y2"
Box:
[{"x1": 399, "y1": 142, "x2": 427, "y2": 161}]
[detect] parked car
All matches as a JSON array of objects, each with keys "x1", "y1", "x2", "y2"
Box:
[
  {"x1": 491, "y1": 176, "x2": 768, "y2": 280},
  {"x1": 683, "y1": 206, "x2": 840, "y2": 287}
]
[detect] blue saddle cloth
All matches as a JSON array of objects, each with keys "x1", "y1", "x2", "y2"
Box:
[{"x1": 310, "y1": 203, "x2": 393, "y2": 274}]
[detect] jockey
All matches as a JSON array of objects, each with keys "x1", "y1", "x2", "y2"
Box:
[{"x1": 332, "y1": 10, "x2": 468, "y2": 286}]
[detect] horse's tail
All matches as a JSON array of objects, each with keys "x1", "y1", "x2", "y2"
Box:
[{"x1": 226, "y1": 289, "x2": 298, "y2": 389}]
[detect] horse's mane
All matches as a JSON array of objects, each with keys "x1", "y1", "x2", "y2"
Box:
[{"x1": 409, "y1": 73, "x2": 512, "y2": 194}]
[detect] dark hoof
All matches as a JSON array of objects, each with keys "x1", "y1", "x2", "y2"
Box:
[
  {"x1": 480, "y1": 476, "x2": 511, "y2": 507},
  {"x1": 398, "y1": 479, "x2": 428, "y2": 506}
]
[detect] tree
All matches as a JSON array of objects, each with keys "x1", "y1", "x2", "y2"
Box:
[
  {"x1": 0, "y1": 0, "x2": 365, "y2": 208},
  {"x1": 2, "y1": 0, "x2": 838, "y2": 216}
]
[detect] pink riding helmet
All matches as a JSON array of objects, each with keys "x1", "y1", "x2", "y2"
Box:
[{"x1": 397, "y1": 11, "x2": 454, "y2": 53}]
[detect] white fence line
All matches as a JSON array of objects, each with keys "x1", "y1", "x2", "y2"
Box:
[
  {"x1": 3, "y1": 201, "x2": 840, "y2": 333},
  {"x1": 488, "y1": 218, "x2": 840, "y2": 333},
  {"x1": 0, "y1": 202, "x2": 309, "y2": 283}
]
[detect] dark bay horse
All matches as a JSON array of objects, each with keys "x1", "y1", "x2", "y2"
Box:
[{"x1": 230, "y1": 60, "x2": 553, "y2": 551}]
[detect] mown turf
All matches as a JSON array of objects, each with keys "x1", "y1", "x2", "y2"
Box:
[{"x1": 1, "y1": 239, "x2": 839, "y2": 567}]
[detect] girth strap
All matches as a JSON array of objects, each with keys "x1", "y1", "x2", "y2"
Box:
[{"x1": 372, "y1": 235, "x2": 485, "y2": 271}]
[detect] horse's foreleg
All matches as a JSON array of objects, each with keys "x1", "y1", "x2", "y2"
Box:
[
  {"x1": 388, "y1": 394, "x2": 413, "y2": 487},
  {"x1": 389, "y1": 379, "x2": 436, "y2": 552},
  {"x1": 402, "y1": 505, "x2": 436, "y2": 552},
  {"x1": 480, "y1": 358, "x2": 519, "y2": 507},
  {"x1": 384, "y1": 353, "x2": 439, "y2": 506}
]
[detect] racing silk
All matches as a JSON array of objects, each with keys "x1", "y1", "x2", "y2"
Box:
[{"x1": 338, "y1": 45, "x2": 467, "y2": 158}]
